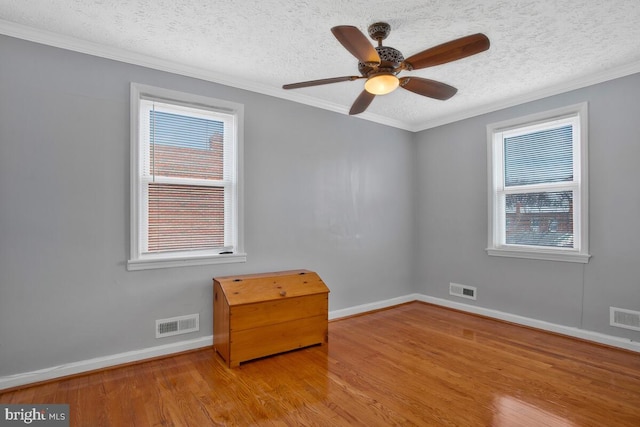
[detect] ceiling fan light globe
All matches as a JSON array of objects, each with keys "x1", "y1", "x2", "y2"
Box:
[{"x1": 364, "y1": 74, "x2": 399, "y2": 95}]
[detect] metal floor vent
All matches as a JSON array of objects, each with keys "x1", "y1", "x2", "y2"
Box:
[
  {"x1": 610, "y1": 307, "x2": 640, "y2": 331},
  {"x1": 156, "y1": 313, "x2": 199, "y2": 338},
  {"x1": 450, "y1": 283, "x2": 477, "y2": 300}
]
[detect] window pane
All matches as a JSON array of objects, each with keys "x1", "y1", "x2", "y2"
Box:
[
  {"x1": 150, "y1": 110, "x2": 224, "y2": 180},
  {"x1": 504, "y1": 125, "x2": 573, "y2": 186},
  {"x1": 505, "y1": 191, "x2": 573, "y2": 248},
  {"x1": 148, "y1": 183, "x2": 225, "y2": 252}
]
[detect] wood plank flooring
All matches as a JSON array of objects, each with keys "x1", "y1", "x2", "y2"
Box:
[{"x1": 2, "y1": 302, "x2": 639, "y2": 426}]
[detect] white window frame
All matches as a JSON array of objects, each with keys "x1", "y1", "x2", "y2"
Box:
[
  {"x1": 486, "y1": 103, "x2": 590, "y2": 263},
  {"x1": 128, "y1": 83, "x2": 245, "y2": 270}
]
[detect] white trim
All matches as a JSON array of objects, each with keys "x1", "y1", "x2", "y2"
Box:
[
  {"x1": 2, "y1": 19, "x2": 639, "y2": 133},
  {"x1": 486, "y1": 103, "x2": 590, "y2": 263},
  {"x1": 485, "y1": 247, "x2": 590, "y2": 263},
  {"x1": 128, "y1": 83, "x2": 246, "y2": 270},
  {"x1": 411, "y1": 60, "x2": 640, "y2": 132},
  {"x1": 328, "y1": 294, "x2": 422, "y2": 320},
  {"x1": 329, "y1": 294, "x2": 639, "y2": 353},
  {"x1": 416, "y1": 295, "x2": 640, "y2": 353},
  {"x1": 0, "y1": 336, "x2": 212, "y2": 391},
  {"x1": 2, "y1": 293, "x2": 638, "y2": 391},
  {"x1": 127, "y1": 252, "x2": 247, "y2": 271},
  {"x1": 0, "y1": 20, "x2": 411, "y2": 132}
]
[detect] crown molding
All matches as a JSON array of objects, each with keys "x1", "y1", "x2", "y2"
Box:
[
  {"x1": 0, "y1": 20, "x2": 278, "y2": 97},
  {"x1": 2, "y1": 19, "x2": 639, "y2": 133},
  {"x1": 411, "y1": 59, "x2": 640, "y2": 132},
  {"x1": 0, "y1": 19, "x2": 414, "y2": 131}
]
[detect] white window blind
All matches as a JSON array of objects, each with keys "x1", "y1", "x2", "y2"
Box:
[
  {"x1": 502, "y1": 124, "x2": 575, "y2": 248},
  {"x1": 487, "y1": 103, "x2": 589, "y2": 263},
  {"x1": 142, "y1": 101, "x2": 229, "y2": 253},
  {"x1": 147, "y1": 183, "x2": 225, "y2": 252},
  {"x1": 504, "y1": 125, "x2": 573, "y2": 186},
  {"x1": 129, "y1": 84, "x2": 245, "y2": 270}
]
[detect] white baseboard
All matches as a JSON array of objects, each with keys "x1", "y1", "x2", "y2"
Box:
[
  {"x1": 0, "y1": 336, "x2": 212, "y2": 391},
  {"x1": 416, "y1": 295, "x2": 640, "y2": 353},
  {"x1": 328, "y1": 293, "x2": 422, "y2": 320},
  {"x1": 2, "y1": 293, "x2": 638, "y2": 391},
  {"x1": 1, "y1": 296, "x2": 414, "y2": 391}
]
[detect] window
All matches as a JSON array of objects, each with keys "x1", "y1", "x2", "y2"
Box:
[
  {"x1": 487, "y1": 103, "x2": 589, "y2": 263},
  {"x1": 128, "y1": 83, "x2": 245, "y2": 270}
]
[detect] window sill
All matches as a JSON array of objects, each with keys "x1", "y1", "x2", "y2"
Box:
[
  {"x1": 127, "y1": 252, "x2": 247, "y2": 271},
  {"x1": 486, "y1": 247, "x2": 590, "y2": 263}
]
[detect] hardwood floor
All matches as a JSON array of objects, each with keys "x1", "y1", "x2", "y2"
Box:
[{"x1": 2, "y1": 302, "x2": 640, "y2": 426}]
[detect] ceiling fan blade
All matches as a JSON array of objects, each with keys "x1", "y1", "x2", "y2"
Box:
[
  {"x1": 349, "y1": 90, "x2": 376, "y2": 115},
  {"x1": 283, "y1": 76, "x2": 362, "y2": 89},
  {"x1": 331, "y1": 25, "x2": 381, "y2": 65},
  {"x1": 404, "y1": 33, "x2": 490, "y2": 70},
  {"x1": 399, "y1": 77, "x2": 458, "y2": 100}
]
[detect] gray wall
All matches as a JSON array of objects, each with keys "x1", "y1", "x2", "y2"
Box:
[
  {"x1": 415, "y1": 72, "x2": 640, "y2": 340},
  {"x1": 0, "y1": 36, "x2": 416, "y2": 376},
  {"x1": 2, "y1": 33, "x2": 639, "y2": 379}
]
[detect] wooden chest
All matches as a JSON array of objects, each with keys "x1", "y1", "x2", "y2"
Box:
[{"x1": 213, "y1": 269, "x2": 330, "y2": 367}]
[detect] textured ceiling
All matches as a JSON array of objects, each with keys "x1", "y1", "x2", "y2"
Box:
[{"x1": 1, "y1": 0, "x2": 640, "y2": 131}]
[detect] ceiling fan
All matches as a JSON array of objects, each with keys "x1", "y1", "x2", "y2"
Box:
[{"x1": 283, "y1": 22, "x2": 490, "y2": 115}]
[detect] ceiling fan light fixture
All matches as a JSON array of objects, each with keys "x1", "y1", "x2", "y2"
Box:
[
  {"x1": 364, "y1": 73, "x2": 399, "y2": 95},
  {"x1": 283, "y1": 23, "x2": 490, "y2": 115}
]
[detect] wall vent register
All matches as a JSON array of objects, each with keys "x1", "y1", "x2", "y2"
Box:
[
  {"x1": 610, "y1": 307, "x2": 640, "y2": 332},
  {"x1": 450, "y1": 283, "x2": 477, "y2": 300},
  {"x1": 156, "y1": 313, "x2": 200, "y2": 338}
]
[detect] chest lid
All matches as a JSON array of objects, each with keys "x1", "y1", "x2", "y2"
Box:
[{"x1": 214, "y1": 269, "x2": 329, "y2": 306}]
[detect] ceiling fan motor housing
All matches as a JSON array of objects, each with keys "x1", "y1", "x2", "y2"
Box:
[
  {"x1": 358, "y1": 22, "x2": 404, "y2": 77},
  {"x1": 368, "y1": 22, "x2": 391, "y2": 41},
  {"x1": 358, "y1": 46, "x2": 404, "y2": 76}
]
